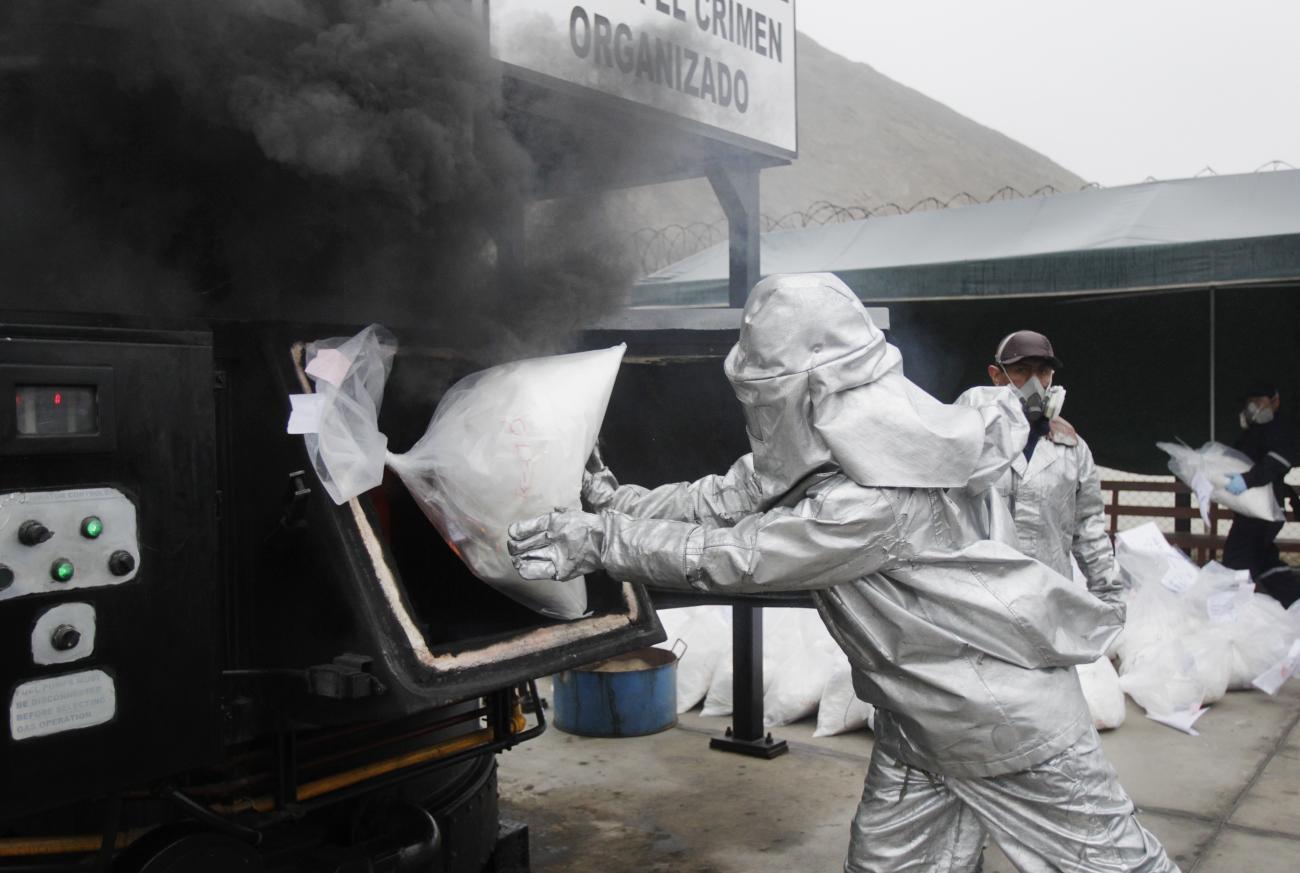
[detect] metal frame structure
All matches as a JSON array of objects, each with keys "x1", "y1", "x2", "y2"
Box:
[{"x1": 496, "y1": 44, "x2": 794, "y2": 759}]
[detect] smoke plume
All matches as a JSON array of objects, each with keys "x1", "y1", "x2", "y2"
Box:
[{"x1": 0, "y1": 0, "x2": 636, "y2": 356}]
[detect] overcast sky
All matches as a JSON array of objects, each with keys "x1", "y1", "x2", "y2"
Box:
[{"x1": 796, "y1": 0, "x2": 1299, "y2": 186}]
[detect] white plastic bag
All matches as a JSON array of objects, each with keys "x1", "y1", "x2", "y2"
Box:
[
  {"x1": 700, "y1": 609, "x2": 800, "y2": 718},
  {"x1": 1076, "y1": 657, "x2": 1126, "y2": 730},
  {"x1": 653, "y1": 607, "x2": 730, "y2": 713},
  {"x1": 814, "y1": 655, "x2": 876, "y2": 737},
  {"x1": 298, "y1": 324, "x2": 626, "y2": 620},
  {"x1": 1113, "y1": 522, "x2": 1200, "y2": 601},
  {"x1": 386, "y1": 345, "x2": 625, "y2": 619},
  {"x1": 1185, "y1": 630, "x2": 1232, "y2": 704},
  {"x1": 301, "y1": 325, "x2": 396, "y2": 503},
  {"x1": 1118, "y1": 638, "x2": 1206, "y2": 717},
  {"x1": 1220, "y1": 594, "x2": 1298, "y2": 688},
  {"x1": 1158, "y1": 440, "x2": 1285, "y2": 522},
  {"x1": 764, "y1": 611, "x2": 839, "y2": 727},
  {"x1": 1109, "y1": 523, "x2": 1201, "y2": 660}
]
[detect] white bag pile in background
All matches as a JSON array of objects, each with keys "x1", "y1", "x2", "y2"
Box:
[
  {"x1": 764, "y1": 611, "x2": 841, "y2": 727},
  {"x1": 1076, "y1": 656, "x2": 1126, "y2": 730},
  {"x1": 294, "y1": 324, "x2": 625, "y2": 620},
  {"x1": 654, "y1": 606, "x2": 730, "y2": 713},
  {"x1": 656, "y1": 606, "x2": 878, "y2": 735},
  {"x1": 701, "y1": 609, "x2": 799, "y2": 717},
  {"x1": 815, "y1": 655, "x2": 876, "y2": 737},
  {"x1": 1111, "y1": 523, "x2": 1300, "y2": 729},
  {"x1": 1157, "y1": 441, "x2": 1285, "y2": 522}
]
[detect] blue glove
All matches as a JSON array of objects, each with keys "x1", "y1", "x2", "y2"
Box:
[{"x1": 1225, "y1": 473, "x2": 1248, "y2": 496}]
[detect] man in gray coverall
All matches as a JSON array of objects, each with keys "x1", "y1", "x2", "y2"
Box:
[
  {"x1": 508, "y1": 274, "x2": 1177, "y2": 872},
  {"x1": 958, "y1": 331, "x2": 1120, "y2": 603}
]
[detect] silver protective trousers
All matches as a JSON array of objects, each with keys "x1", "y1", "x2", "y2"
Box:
[{"x1": 845, "y1": 728, "x2": 1180, "y2": 873}]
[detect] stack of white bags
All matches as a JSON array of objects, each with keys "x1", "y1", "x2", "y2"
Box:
[
  {"x1": 1108, "y1": 522, "x2": 1300, "y2": 733},
  {"x1": 653, "y1": 524, "x2": 1300, "y2": 737},
  {"x1": 653, "y1": 606, "x2": 874, "y2": 737}
]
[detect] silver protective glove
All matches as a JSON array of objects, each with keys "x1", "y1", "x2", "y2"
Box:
[
  {"x1": 507, "y1": 510, "x2": 606, "y2": 581},
  {"x1": 581, "y1": 445, "x2": 620, "y2": 511}
]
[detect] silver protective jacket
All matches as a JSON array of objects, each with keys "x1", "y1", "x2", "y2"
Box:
[
  {"x1": 959, "y1": 387, "x2": 1120, "y2": 604},
  {"x1": 589, "y1": 274, "x2": 1124, "y2": 778}
]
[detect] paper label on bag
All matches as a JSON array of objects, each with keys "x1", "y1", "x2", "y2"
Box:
[
  {"x1": 1159, "y1": 563, "x2": 1198, "y2": 594},
  {"x1": 1191, "y1": 472, "x2": 1213, "y2": 526},
  {"x1": 1117, "y1": 523, "x2": 1172, "y2": 555},
  {"x1": 287, "y1": 394, "x2": 324, "y2": 434},
  {"x1": 1206, "y1": 590, "x2": 1240, "y2": 624},
  {"x1": 306, "y1": 348, "x2": 352, "y2": 387},
  {"x1": 1145, "y1": 706, "x2": 1206, "y2": 735},
  {"x1": 1251, "y1": 639, "x2": 1300, "y2": 695}
]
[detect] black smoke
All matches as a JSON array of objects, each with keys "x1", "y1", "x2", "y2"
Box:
[{"x1": 0, "y1": 0, "x2": 634, "y2": 356}]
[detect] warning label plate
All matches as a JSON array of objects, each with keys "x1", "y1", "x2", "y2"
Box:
[{"x1": 10, "y1": 669, "x2": 116, "y2": 741}]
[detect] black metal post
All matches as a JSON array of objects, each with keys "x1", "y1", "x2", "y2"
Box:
[
  {"x1": 707, "y1": 164, "x2": 761, "y2": 309},
  {"x1": 1174, "y1": 490, "x2": 1191, "y2": 535},
  {"x1": 709, "y1": 605, "x2": 787, "y2": 758},
  {"x1": 705, "y1": 162, "x2": 784, "y2": 758}
]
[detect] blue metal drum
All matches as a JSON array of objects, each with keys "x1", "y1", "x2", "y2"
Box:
[{"x1": 552, "y1": 646, "x2": 680, "y2": 737}]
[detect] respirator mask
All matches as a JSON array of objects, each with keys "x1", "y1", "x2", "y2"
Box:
[
  {"x1": 1240, "y1": 400, "x2": 1276, "y2": 428},
  {"x1": 1008, "y1": 372, "x2": 1066, "y2": 423}
]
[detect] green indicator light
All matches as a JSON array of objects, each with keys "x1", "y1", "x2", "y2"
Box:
[
  {"x1": 81, "y1": 516, "x2": 103, "y2": 539},
  {"x1": 50, "y1": 559, "x2": 74, "y2": 583}
]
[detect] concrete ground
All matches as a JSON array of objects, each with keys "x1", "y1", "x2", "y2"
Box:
[{"x1": 499, "y1": 678, "x2": 1300, "y2": 872}]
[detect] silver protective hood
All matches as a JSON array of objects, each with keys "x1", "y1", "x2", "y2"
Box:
[
  {"x1": 724, "y1": 273, "x2": 986, "y2": 504},
  {"x1": 952, "y1": 385, "x2": 1031, "y2": 494}
]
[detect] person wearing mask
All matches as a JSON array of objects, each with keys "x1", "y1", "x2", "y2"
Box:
[
  {"x1": 508, "y1": 274, "x2": 1175, "y2": 872},
  {"x1": 955, "y1": 331, "x2": 1120, "y2": 606},
  {"x1": 1223, "y1": 381, "x2": 1298, "y2": 606}
]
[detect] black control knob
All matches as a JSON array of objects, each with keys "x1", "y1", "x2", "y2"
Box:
[
  {"x1": 18, "y1": 520, "x2": 53, "y2": 546},
  {"x1": 0, "y1": 564, "x2": 13, "y2": 590},
  {"x1": 51, "y1": 624, "x2": 81, "y2": 651},
  {"x1": 108, "y1": 550, "x2": 136, "y2": 577}
]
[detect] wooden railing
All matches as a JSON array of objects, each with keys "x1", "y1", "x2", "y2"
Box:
[{"x1": 1101, "y1": 479, "x2": 1299, "y2": 565}]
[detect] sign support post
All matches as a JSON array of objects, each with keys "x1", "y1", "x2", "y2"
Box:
[{"x1": 708, "y1": 165, "x2": 761, "y2": 310}]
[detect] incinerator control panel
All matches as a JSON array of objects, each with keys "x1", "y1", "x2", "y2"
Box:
[
  {"x1": 0, "y1": 323, "x2": 222, "y2": 820},
  {"x1": 0, "y1": 487, "x2": 140, "y2": 601}
]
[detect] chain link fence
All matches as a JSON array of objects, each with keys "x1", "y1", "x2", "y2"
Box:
[
  {"x1": 1100, "y1": 467, "x2": 1300, "y2": 566},
  {"x1": 629, "y1": 186, "x2": 1071, "y2": 276},
  {"x1": 630, "y1": 161, "x2": 1300, "y2": 277}
]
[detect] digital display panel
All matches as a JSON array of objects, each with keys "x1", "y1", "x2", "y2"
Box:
[{"x1": 14, "y1": 386, "x2": 99, "y2": 436}]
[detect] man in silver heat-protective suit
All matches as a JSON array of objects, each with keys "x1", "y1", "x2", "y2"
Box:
[
  {"x1": 508, "y1": 274, "x2": 1178, "y2": 872},
  {"x1": 956, "y1": 331, "x2": 1121, "y2": 605}
]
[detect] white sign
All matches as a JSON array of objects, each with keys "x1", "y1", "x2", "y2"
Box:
[
  {"x1": 10, "y1": 669, "x2": 116, "y2": 741},
  {"x1": 487, "y1": 0, "x2": 797, "y2": 155}
]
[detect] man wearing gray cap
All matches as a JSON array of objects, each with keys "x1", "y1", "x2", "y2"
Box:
[{"x1": 960, "y1": 330, "x2": 1121, "y2": 606}]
